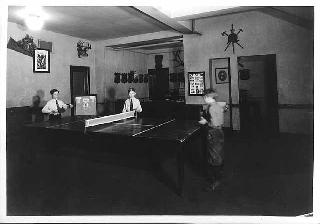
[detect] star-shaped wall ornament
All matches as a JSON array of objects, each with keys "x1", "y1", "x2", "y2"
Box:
[{"x1": 221, "y1": 24, "x2": 244, "y2": 54}]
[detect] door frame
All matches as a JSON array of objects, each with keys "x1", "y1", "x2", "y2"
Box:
[
  {"x1": 70, "y1": 65, "x2": 90, "y2": 115},
  {"x1": 237, "y1": 53, "x2": 279, "y2": 134}
]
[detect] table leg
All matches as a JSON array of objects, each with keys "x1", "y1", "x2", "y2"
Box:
[
  {"x1": 201, "y1": 127, "x2": 209, "y2": 177},
  {"x1": 177, "y1": 143, "x2": 184, "y2": 196},
  {"x1": 26, "y1": 128, "x2": 37, "y2": 164}
]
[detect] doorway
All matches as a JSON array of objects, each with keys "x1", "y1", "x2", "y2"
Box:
[
  {"x1": 70, "y1": 66, "x2": 90, "y2": 115},
  {"x1": 148, "y1": 68, "x2": 169, "y2": 100},
  {"x1": 237, "y1": 54, "x2": 279, "y2": 136}
]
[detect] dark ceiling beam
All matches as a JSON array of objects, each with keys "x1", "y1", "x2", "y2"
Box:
[
  {"x1": 112, "y1": 40, "x2": 183, "y2": 50},
  {"x1": 130, "y1": 6, "x2": 201, "y2": 35},
  {"x1": 258, "y1": 7, "x2": 313, "y2": 30},
  {"x1": 106, "y1": 35, "x2": 183, "y2": 48},
  {"x1": 173, "y1": 6, "x2": 263, "y2": 20}
]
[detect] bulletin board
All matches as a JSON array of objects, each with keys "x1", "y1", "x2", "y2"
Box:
[
  {"x1": 74, "y1": 95, "x2": 97, "y2": 115},
  {"x1": 188, "y1": 71, "x2": 205, "y2": 96}
]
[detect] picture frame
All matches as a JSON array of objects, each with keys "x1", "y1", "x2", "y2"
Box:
[
  {"x1": 33, "y1": 49, "x2": 50, "y2": 73},
  {"x1": 215, "y1": 67, "x2": 229, "y2": 84},
  {"x1": 188, "y1": 71, "x2": 205, "y2": 96}
]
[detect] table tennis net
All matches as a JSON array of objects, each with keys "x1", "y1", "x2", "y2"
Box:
[{"x1": 84, "y1": 111, "x2": 135, "y2": 128}]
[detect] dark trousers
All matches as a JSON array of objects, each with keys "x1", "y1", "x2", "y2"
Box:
[
  {"x1": 207, "y1": 164, "x2": 224, "y2": 183},
  {"x1": 202, "y1": 127, "x2": 225, "y2": 183},
  {"x1": 49, "y1": 113, "x2": 62, "y2": 121}
]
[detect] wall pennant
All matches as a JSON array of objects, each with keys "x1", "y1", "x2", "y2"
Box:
[
  {"x1": 133, "y1": 75, "x2": 139, "y2": 83},
  {"x1": 128, "y1": 73, "x2": 134, "y2": 83},
  {"x1": 143, "y1": 74, "x2": 149, "y2": 83},
  {"x1": 7, "y1": 35, "x2": 37, "y2": 57},
  {"x1": 170, "y1": 73, "x2": 177, "y2": 82},
  {"x1": 114, "y1": 72, "x2": 120, "y2": 83},
  {"x1": 138, "y1": 74, "x2": 144, "y2": 83},
  {"x1": 121, "y1": 73, "x2": 128, "y2": 83}
]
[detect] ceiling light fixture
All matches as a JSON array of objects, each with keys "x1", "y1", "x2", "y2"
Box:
[
  {"x1": 17, "y1": 6, "x2": 49, "y2": 30},
  {"x1": 25, "y1": 15, "x2": 44, "y2": 30}
]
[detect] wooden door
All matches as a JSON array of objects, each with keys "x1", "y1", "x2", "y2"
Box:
[
  {"x1": 70, "y1": 66, "x2": 90, "y2": 115},
  {"x1": 148, "y1": 68, "x2": 169, "y2": 100}
]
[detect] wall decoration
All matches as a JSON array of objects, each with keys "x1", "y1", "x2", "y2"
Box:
[
  {"x1": 33, "y1": 49, "x2": 50, "y2": 73},
  {"x1": 114, "y1": 71, "x2": 149, "y2": 84},
  {"x1": 177, "y1": 72, "x2": 185, "y2": 82},
  {"x1": 170, "y1": 73, "x2": 177, "y2": 82},
  {"x1": 188, "y1": 72, "x2": 205, "y2": 96},
  {"x1": 239, "y1": 69, "x2": 250, "y2": 80},
  {"x1": 155, "y1": 55, "x2": 163, "y2": 69},
  {"x1": 133, "y1": 71, "x2": 139, "y2": 83},
  {"x1": 173, "y1": 49, "x2": 184, "y2": 67},
  {"x1": 138, "y1": 74, "x2": 144, "y2": 83},
  {"x1": 133, "y1": 76, "x2": 139, "y2": 83},
  {"x1": 215, "y1": 67, "x2": 229, "y2": 84},
  {"x1": 221, "y1": 24, "x2": 244, "y2": 54},
  {"x1": 143, "y1": 74, "x2": 149, "y2": 83},
  {"x1": 121, "y1": 73, "x2": 127, "y2": 83},
  {"x1": 7, "y1": 35, "x2": 37, "y2": 57},
  {"x1": 77, "y1": 40, "x2": 91, "y2": 58},
  {"x1": 128, "y1": 72, "x2": 134, "y2": 83},
  {"x1": 114, "y1": 72, "x2": 120, "y2": 83},
  {"x1": 38, "y1": 39, "x2": 53, "y2": 52}
]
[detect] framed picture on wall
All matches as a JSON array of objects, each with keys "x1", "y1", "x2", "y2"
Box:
[
  {"x1": 33, "y1": 49, "x2": 50, "y2": 73},
  {"x1": 188, "y1": 71, "x2": 205, "y2": 96},
  {"x1": 215, "y1": 67, "x2": 229, "y2": 84}
]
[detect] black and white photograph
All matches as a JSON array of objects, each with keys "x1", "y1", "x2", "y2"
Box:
[{"x1": 1, "y1": 2, "x2": 318, "y2": 223}]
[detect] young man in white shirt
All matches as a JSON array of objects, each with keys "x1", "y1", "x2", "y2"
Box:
[
  {"x1": 122, "y1": 87, "x2": 142, "y2": 114},
  {"x1": 42, "y1": 89, "x2": 73, "y2": 121}
]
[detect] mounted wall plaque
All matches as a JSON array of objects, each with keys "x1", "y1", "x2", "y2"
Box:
[{"x1": 215, "y1": 67, "x2": 229, "y2": 84}]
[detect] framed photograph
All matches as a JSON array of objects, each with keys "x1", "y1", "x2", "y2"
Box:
[
  {"x1": 33, "y1": 49, "x2": 50, "y2": 73},
  {"x1": 215, "y1": 67, "x2": 229, "y2": 84},
  {"x1": 188, "y1": 71, "x2": 205, "y2": 96}
]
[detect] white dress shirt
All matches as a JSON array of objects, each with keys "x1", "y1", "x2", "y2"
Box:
[
  {"x1": 122, "y1": 97, "x2": 142, "y2": 113},
  {"x1": 42, "y1": 99, "x2": 68, "y2": 114},
  {"x1": 207, "y1": 102, "x2": 225, "y2": 127}
]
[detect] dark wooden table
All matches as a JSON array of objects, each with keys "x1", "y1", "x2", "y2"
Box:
[{"x1": 25, "y1": 116, "x2": 202, "y2": 196}]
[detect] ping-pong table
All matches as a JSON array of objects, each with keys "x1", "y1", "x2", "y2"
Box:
[{"x1": 25, "y1": 111, "x2": 202, "y2": 196}]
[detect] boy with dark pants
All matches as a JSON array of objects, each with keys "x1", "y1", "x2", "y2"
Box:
[
  {"x1": 42, "y1": 89, "x2": 73, "y2": 121},
  {"x1": 199, "y1": 89, "x2": 228, "y2": 191}
]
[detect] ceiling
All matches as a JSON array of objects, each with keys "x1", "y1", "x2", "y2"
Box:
[
  {"x1": 7, "y1": 6, "x2": 314, "y2": 50},
  {"x1": 8, "y1": 6, "x2": 171, "y2": 40}
]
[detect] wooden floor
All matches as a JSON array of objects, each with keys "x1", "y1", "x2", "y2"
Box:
[{"x1": 6, "y1": 131, "x2": 313, "y2": 216}]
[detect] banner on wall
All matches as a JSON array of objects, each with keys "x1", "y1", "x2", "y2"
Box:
[{"x1": 188, "y1": 71, "x2": 205, "y2": 96}]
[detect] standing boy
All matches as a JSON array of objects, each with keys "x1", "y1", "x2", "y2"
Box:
[
  {"x1": 122, "y1": 87, "x2": 142, "y2": 113},
  {"x1": 42, "y1": 89, "x2": 73, "y2": 121},
  {"x1": 199, "y1": 88, "x2": 228, "y2": 191}
]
